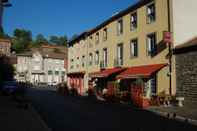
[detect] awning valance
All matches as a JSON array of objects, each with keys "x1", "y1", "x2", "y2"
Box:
[
  {"x1": 89, "y1": 67, "x2": 125, "y2": 78},
  {"x1": 117, "y1": 64, "x2": 167, "y2": 79}
]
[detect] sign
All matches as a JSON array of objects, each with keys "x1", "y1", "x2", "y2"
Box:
[{"x1": 163, "y1": 31, "x2": 172, "y2": 44}]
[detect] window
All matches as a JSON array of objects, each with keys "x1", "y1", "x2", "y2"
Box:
[
  {"x1": 48, "y1": 70, "x2": 53, "y2": 75},
  {"x1": 103, "y1": 28, "x2": 107, "y2": 41},
  {"x1": 95, "y1": 51, "x2": 99, "y2": 65},
  {"x1": 147, "y1": 3, "x2": 156, "y2": 24},
  {"x1": 144, "y1": 75, "x2": 157, "y2": 97},
  {"x1": 82, "y1": 56, "x2": 85, "y2": 67},
  {"x1": 96, "y1": 32, "x2": 99, "y2": 44},
  {"x1": 147, "y1": 33, "x2": 157, "y2": 56},
  {"x1": 70, "y1": 59, "x2": 74, "y2": 69},
  {"x1": 117, "y1": 19, "x2": 123, "y2": 35},
  {"x1": 61, "y1": 71, "x2": 65, "y2": 76},
  {"x1": 55, "y1": 71, "x2": 59, "y2": 75},
  {"x1": 130, "y1": 39, "x2": 138, "y2": 57},
  {"x1": 76, "y1": 57, "x2": 79, "y2": 68},
  {"x1": 89, "y1": 53, "x2": 93, "y2": 66},
  {"x1": 130, "y1": 12, "x2": 137, "y2": 30},
  {"x1": 117, "y1": 43, "x2": 123, "y2": 66},
  {"x1": 103, "y1": 48, "x2": 108, "y2": 67}
]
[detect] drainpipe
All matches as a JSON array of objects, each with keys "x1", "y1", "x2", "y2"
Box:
[{"x1": 167, "y1": 0, "x2": 172, "y2": 96}]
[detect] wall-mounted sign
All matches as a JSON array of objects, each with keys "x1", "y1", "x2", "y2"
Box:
[{"x1": 163, "y1": 31, "x2": 172, "y2": 44}]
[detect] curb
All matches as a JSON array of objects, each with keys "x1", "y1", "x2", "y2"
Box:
[
  {"x1": 148, "y1": 109, "x2": 197, "y2": 126},
  {"x1": 29, "y1": 103, "x2": 52, "y2": 131}
]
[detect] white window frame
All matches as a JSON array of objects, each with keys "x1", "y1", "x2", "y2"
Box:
[
  {"x1": 147, "y1": 3, "x2": 156, "y2": 24},
  {"x1": 130, "y1": 39, "x2": 138, "y2": 58},
  {"x1": 147, "y1": 33, "x2": 157, "y2": 56},
  {"x1": 130, "y1": 12, "x2": 137, "y2": 31},
  {"x1": 117, "y1": 19, "x2": 123, "y2": 35}
]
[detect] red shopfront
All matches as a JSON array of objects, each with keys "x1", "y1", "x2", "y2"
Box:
[
  {"x1": 67, "y1": 72, "x2": 85, "y2": 96},
  {"x1": 89, "y1": 67, "x2": 126, "y2": 97},
  {"x1": 117, "y1": 64, "x2": 167, "y2": 108}
]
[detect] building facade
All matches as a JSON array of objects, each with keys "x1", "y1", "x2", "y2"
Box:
[
  {"x1": 0, "y1": 38, "x2": 11, "y2": 56},
  {"x1": 16, "y1": 45, "x2": 67, "y2": 85},
  {"x1": 174, "y1": 37, "x2": 197, "y2": 104},
  {"x1": 68, "y1": 0, "x2": 197, "y2": 107}
]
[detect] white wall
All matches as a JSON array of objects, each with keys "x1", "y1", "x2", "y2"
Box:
[{"x1": 172, "y1": 0, "x2": 197, "y2": 46}]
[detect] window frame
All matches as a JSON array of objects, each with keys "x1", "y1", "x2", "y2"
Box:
[
  {"x1": 146, "y1": 2, "x2": 156, "y2": 24},
  {"x1": 130, "y1": 11, "x2": 137, "y2": 31},
  {"x1": 130, "y1": 38, "x2": 138, "y2": 58},
  {"x1": 89, "y1": 53, "x2": 93, "y2": 66},
  {"x1": 103, "y1": 28, "x2": 108, "y2": 41},
  {"x1": 95, "y1": 51, "x2": 99, "y2": 65},
  {"x1": 95, "y1": 32, "x2": 100, "y2": 44},
  {"x1": 117, "y1": 18, "x2": 123, "y2": 35},
  {"x1": 146, "y1": 32, "x2": 157, "y2": 56},
  {"x1": 103, "y1": 48, "x2": 108, "y2": 67},
  {"x1": 117, "y1": 43, "x2": 124, "y2": 66}
]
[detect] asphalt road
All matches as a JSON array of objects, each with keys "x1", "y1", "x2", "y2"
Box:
[{"x1": 26, "y1": 88, "x2": 197, "y2": 131}]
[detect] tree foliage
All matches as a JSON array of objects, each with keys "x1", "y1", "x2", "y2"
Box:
[
  {"x1": 12, "y1": 28, "x2": 32, "y2": 53},
  {"x1": 49, "y1": 35, "x2": 68, "y2": 46},
  {"x1": 32, "y1": 34, "x2": 48, "y2": 47},
  {"x1": 10, "y1": 28, "x2": 68, "y2": 53}
]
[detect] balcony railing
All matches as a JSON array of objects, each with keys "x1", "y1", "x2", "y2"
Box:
[{"x1": 114, "y1": 58, "x2": 123, "y2": 67}]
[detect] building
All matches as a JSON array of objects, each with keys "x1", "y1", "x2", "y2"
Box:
[
  {"x1": 174, "y1": 37, "x2": 197, "y2": 104},
  {"x1": 0, "y1": 38, "x2": 11, "y2": 56},
  {"x1": 16, "y1": 45, "x2": 67, "y2": 85},
  {"x1": 68, "y1": 0, "x2": 197, "y2": 107}
]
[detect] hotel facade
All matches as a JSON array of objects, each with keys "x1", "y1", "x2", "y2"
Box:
[{"x1": 68, "y1": 0, "x2": 197, "y2": 107}]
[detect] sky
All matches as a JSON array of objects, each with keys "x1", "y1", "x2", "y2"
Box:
[{"x1": 3, "y1": 0, "x2": 137, "y2": 39}]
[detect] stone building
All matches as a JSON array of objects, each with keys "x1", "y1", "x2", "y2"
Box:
[
  {"x1": 16, "y1": 45, "x2": 67, "y2": 85},
  {"x1": 174, "y1": 37, "x2": 197, "y2": 104}
]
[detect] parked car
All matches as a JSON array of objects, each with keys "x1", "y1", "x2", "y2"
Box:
[{"x1": 2, "y1": 81, "x2": 18, "y2": 94}]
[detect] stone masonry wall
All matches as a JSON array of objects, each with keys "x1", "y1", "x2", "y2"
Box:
[{"x1": 176, "y1": 51, "x2": 197, "y2": 103}]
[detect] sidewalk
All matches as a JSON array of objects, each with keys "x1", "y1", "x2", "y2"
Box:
[
  {"x1": 0, "y1": 94, "x2": 50, "y2": 131},
  {"x1": 147, "y1": 103, "x2": 197, "y2": 126}
]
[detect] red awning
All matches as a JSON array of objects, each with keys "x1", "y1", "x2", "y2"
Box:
[
  {"x1": 90, "y1": 67, "x2": 125, "y2": 78},
  {"x1": 117, "y1": 64, "x2": 167, "y2": 79}
]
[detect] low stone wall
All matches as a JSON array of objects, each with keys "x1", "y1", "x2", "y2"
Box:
[{"x1": 176, "y1": 50, "x2": 197, "y2": 103}]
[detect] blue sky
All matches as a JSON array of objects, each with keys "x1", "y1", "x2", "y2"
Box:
[{"x1": 3, "y1": 0, "x2": 137, "y2": 39}]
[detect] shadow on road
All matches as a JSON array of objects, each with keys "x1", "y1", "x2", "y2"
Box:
[{"x1": 26, "y1": 88, "x2": 197, "y2": 131}]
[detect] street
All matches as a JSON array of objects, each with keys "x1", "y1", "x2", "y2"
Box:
[{"x1": 26, "y1": 88, "x2": 197, "y2": 131}]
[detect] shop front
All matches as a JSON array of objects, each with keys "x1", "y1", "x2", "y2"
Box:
[
  {"x1": 67, "y1": 72, "x2": 85, "y2": 96},
  {"x1": 89, "y1": 67, "x2": 125, "y2": 97},
  {"x1": 117, "y1": 64, "x2": 167, "y2": 108}
]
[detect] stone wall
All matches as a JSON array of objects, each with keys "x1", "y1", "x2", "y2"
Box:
[{"x1": 176, "y1": 51, "x2": 197, "y2": 103}]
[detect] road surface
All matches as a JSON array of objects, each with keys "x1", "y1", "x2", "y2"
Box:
[{"x1": 26, "y1": 88, "x2": 197, "y2": 131}]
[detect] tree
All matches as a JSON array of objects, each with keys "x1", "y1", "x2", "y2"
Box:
[
  {"x1": 49, "y1": 35, "x2": 59, "y2": 45},
  {"x1": 12, "y1": 28, "x2": 32, "y2": 53},
  {"x1": 58, "y1": 35, "x2": 68, "y2": 46},
  {"x1": 49, "y1": 35, "x2": 68, "y2": 46},
  {"x1": 33, "y1": 34, "x2": 48, "y2": 47}
]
